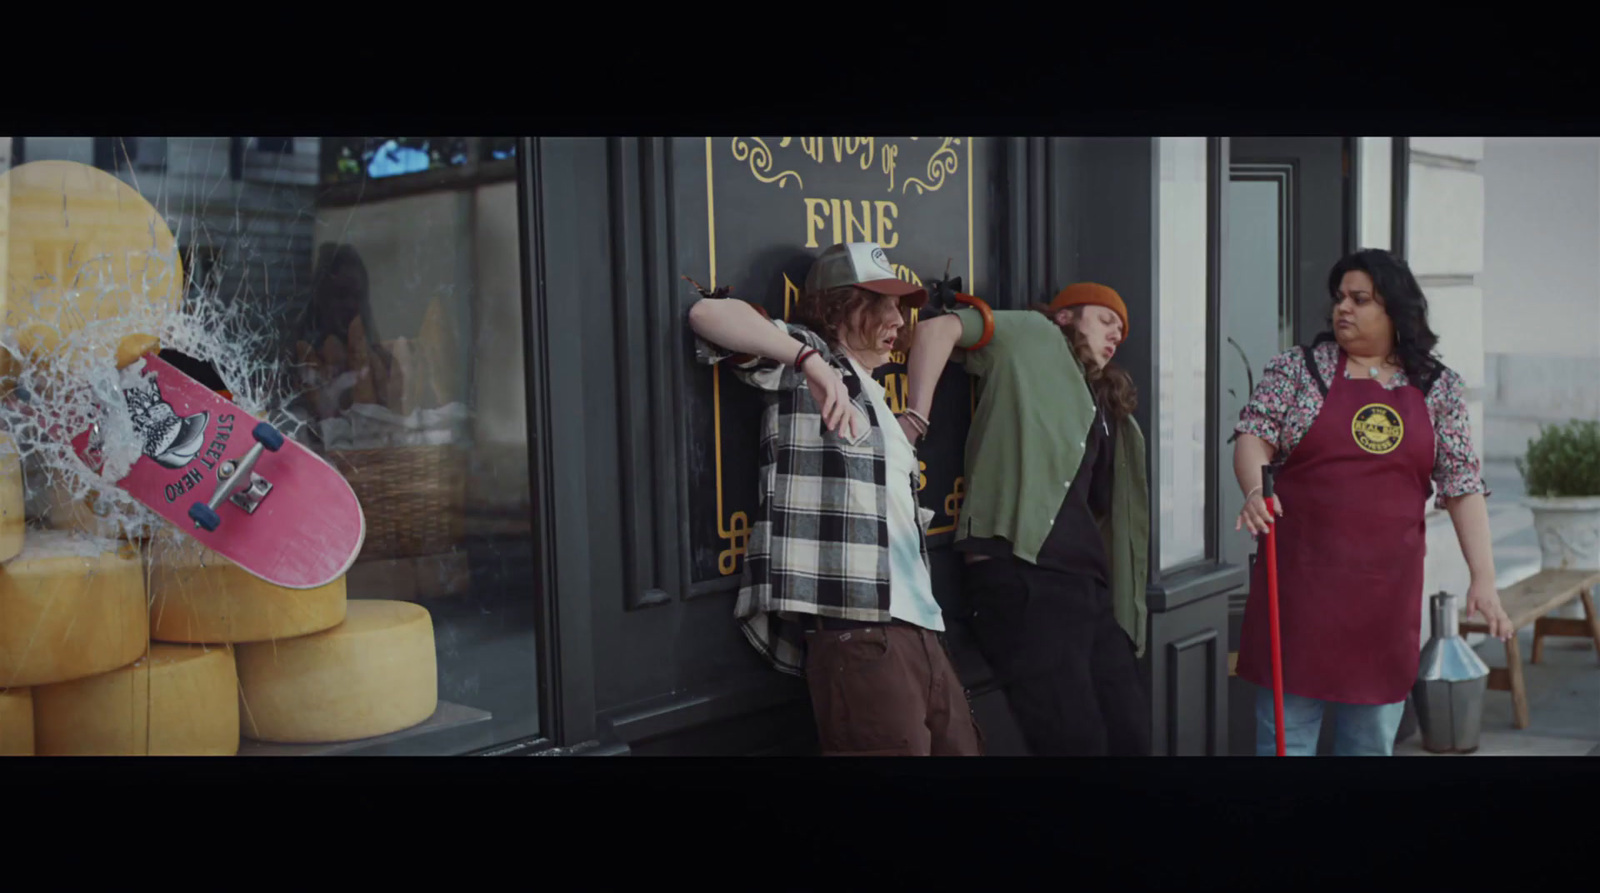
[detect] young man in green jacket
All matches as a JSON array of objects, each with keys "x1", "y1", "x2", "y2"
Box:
[{"x1": 903, "y1": 283, "x2": 1152, "y2": 755}]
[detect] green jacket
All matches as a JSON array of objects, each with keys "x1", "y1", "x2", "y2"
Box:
[{"x1": 952, "y1": 307, "x2": 1151, "y2": 656}]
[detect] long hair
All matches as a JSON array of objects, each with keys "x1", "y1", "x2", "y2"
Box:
[
  {"x1": 308, "y1": 242, "x2": 377, "y2": 349},
  {"x1": 1030, "y1": 304, "x2": 1138, "y2": 423},
  {"x1": 1325, "y1": 249, "x2": 1443, "y2": 386}
]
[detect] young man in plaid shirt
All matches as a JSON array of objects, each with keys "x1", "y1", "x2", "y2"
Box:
[{"x1": 687, "y1": 242, "x2": 983, "y2": 756}]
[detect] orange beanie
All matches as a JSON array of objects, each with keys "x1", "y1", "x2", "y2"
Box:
[{"x1": 1049, "y1": 282, "x2": 1128, "y2": 334}]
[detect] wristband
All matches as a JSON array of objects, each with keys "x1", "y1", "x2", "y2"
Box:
[
  {"x1": 1244, "y1": 485, "x2": 1262, "y2": 502},
  {"x1": 794, "y1": 346, "x2": 819, "y2": 371},
  {"x1": 954, "y1": 293, "x2": 996, "y2": 351}
]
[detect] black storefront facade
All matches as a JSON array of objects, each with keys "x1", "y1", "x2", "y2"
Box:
[
  {"x1": 499, "y1": 135, "x2": 1413, "y2": 758},
  {"x1": 3, "y1": 135, "x2": 1406, "y2": 757}
]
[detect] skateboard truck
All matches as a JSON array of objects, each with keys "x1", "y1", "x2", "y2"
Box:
[
  {"x1": 217, "y1": 452, "x2": 274, "y2": 515},
  {"x1": 189, "y1": 421, "x2": 285, "y2": 532}
]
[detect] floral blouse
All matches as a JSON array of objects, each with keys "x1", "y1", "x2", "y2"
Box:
[{"x1": 1233, "y1": 340, "x2": 1488, "y2": 510}]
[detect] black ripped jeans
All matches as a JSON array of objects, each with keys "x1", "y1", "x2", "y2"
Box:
[{"x1": 964, "y1": 557, "x2": 1151, "y2": 756}]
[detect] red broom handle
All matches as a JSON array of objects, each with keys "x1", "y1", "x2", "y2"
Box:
[{"x1": 1262, "y1": 464, "x2": 1286, "y2": 757}]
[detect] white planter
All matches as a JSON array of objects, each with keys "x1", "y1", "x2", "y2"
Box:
[{"x1": 1525, "y1": 496, "x2": 1600, "y2": 572}]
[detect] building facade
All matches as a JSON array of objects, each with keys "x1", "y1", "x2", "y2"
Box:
[{"x1": 2, "y1": 135, "x2": 1580, "y2": 758}]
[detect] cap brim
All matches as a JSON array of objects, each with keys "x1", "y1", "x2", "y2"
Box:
[{"x1": 859, "y1": 278, "x2": 928, "y2": 308}]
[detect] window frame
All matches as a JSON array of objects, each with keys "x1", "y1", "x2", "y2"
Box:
[
  {"x1": 1154, "y1": 137, "x2": 1215, "y2": 574},
  {"x1": 1147, "y1": 136, "x2": 1246, "y2": 609}
]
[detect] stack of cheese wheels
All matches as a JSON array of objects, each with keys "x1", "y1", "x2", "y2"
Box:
[
  {"x1": 32, "y1": 644, "x2": 238, "y2": 755},
  {"x1": 0, "y1": 531, "x2": 147, "y2": 756},
  {"x1": 149, "y1": 546, "x2": 437, "y2": 748},
  {"x1": 235, "y1": 599, "x2": 438, "y2": 744},
  {"x1": 9, "y1": 540, "x2": 267, "y2": 756}
]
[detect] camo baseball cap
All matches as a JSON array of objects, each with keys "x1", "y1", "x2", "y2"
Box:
[{"x1": 803, "y1": 242, "x2": 927, "y2": 308}]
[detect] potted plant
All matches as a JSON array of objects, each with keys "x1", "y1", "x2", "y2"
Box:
[{"x1": 1516, "y1": 419, "x2": 1600, "y2": 571}]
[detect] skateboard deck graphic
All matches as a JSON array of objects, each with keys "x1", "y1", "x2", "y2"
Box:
[{"x1": 71, "y1": 353, "x2": 365, "y2": 589}]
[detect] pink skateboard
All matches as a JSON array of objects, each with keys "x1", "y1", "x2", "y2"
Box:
[{"x1": 68, "y1": 352, "x2": 365, "y2": 589}]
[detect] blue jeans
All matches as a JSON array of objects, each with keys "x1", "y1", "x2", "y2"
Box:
[{"x1": 1254, "y1": 686, "x2": 1405, "y2": 756}]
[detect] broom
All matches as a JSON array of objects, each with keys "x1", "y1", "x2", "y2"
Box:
[{"x1": 1263, "y1": 464, "x2": 1286, "y2": 757}]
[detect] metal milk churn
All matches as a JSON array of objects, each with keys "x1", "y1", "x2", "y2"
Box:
[{"x1": 1412, "y1": 591, "x2": 1492, "y2": 754}]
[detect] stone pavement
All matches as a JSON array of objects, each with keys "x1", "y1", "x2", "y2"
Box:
[{"x1": 1395, "y1": 460, "x2": 1600, "y2": 757}]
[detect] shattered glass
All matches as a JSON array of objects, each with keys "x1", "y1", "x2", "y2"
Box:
[{"x1": 0, "y1": 136, "x2": 539, "y2": 755}]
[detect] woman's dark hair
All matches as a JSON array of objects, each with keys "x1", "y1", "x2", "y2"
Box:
[
  {"x1": 307, "y1": 242, "x2": 376, "y2": 348},
  {"x1": 1326, "y1": 248, "x2": 1443, "y2": 386},
  {"x1": 1029, "y1": 304, "x2": 1138, "y2": 423}
]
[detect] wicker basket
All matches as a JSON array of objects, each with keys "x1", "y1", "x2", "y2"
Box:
[{"x1": 327, "y1": 443, "x2": 468, "y2": 561}]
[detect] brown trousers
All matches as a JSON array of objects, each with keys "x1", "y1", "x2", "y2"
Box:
[{"x1": 803, "y1": 622, "x2": 984, "y2": 756}]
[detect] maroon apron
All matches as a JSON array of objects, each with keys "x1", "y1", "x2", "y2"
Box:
[{"x1": 1236, "y1": 349, "x2": 1436, "y2": 705}]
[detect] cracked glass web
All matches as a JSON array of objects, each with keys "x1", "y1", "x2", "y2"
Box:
[{"x1": 2, "y1": 136, "x2": 540, "y2": 752}]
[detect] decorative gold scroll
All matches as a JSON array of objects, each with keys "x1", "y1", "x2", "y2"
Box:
[{"x1": 903, "y1": 138, "x2": 961, "y2": 196}]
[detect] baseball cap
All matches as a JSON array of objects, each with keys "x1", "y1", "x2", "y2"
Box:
[{"x1": 803, "y1": 242, "x2": 928, "y2": 308}]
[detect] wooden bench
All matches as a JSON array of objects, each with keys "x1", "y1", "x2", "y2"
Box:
[{"x1": 1457, "y1": 568, "x2": 1600, "y2": 730}]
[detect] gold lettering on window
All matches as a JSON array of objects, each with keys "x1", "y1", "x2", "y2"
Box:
[
  {"x1": 882, "y1": 373, "x2": 908, "y2": 415},
  {"x1": 842, "y1": 200, "x2": 873, "y2": 243},
  {"x1": 875, "y1": 201, "x2": 900, "y2": 247},
  {"x1": 719, "y1": 511, "x2": 751, "y2": 576},
  {"x1": 732, "y1": 137, "x2": 802, "y2": 189},
  {"x1": 903, "y1": 138, "x2": 960, "y2": 195},
  {"x1": 803, "y1": 198, "x2": 903, "y2": 249},
  {"x1": 783, "y1": 272, "x2": 800, "y2": 320}
]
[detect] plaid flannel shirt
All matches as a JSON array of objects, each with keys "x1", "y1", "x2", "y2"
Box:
[{"x1": 693, "y1": 307, "x2": 935, "y2": 677}]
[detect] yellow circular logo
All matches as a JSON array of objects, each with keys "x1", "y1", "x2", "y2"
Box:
[{"x1": 1352, "y1": 403, "x2": 1404, "y2": 454}]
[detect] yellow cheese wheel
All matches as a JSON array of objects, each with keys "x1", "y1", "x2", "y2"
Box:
[
  {"x1": 0, "y1": 531, "x2": 146, "y2": 687},
  {"x1": 3, "y1": 160, "x2": 182, "y2": 360},
  {"x1": 149, "y1": 545, "x2": 347, "y2": 644},
  {"x1": 236, "y1": 599, "x2": 437, "y2": 744},
  {"x1": 32, "y1": 644, "x2": 239, "y2": 756},
  {"x1": 0, "y1": 434, "x2": 22, "y2": 563},
  {"x1": 0, "y1": 687, "x2": 33, "y2": 755}
]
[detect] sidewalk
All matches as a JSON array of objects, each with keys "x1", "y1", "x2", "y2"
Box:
[{"x1": 1395, "y1": 461, "x2": 1600, "y2": 757}]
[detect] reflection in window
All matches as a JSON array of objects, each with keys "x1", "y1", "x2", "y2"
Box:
[
  {"x1": 14, "y1": 137, "x2": 94, "y2": 167},
  {"x1": 1, "y1": 137, "x2": 538, "y2": 756},
  {"x1": 255, "y1": 137, "x2": 295, "y2": 155},
  {"x1": 322, "y1": 137, "x2": 471, "y2": 184},
  {"x1": 482, "y1": 137, "x2": 517, "y2": 163},
  {"x1": 93, "y1": 137, "x2": 168, "y2": 175},
  {"x1": 1157, "y1": 137, "x2": 1210, "y2": 571}
]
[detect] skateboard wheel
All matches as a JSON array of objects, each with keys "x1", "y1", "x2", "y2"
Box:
[
  {"x1": 253, "y1": 422, "x2": 285, "y2": 452},
  {"x1": 189, "y1": 503, "x2": 221, "y2": 532}
]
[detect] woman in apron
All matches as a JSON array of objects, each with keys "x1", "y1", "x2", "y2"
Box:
[{"x1": 1231, "y1": 249, "x2": 1514, "y2": 756}]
